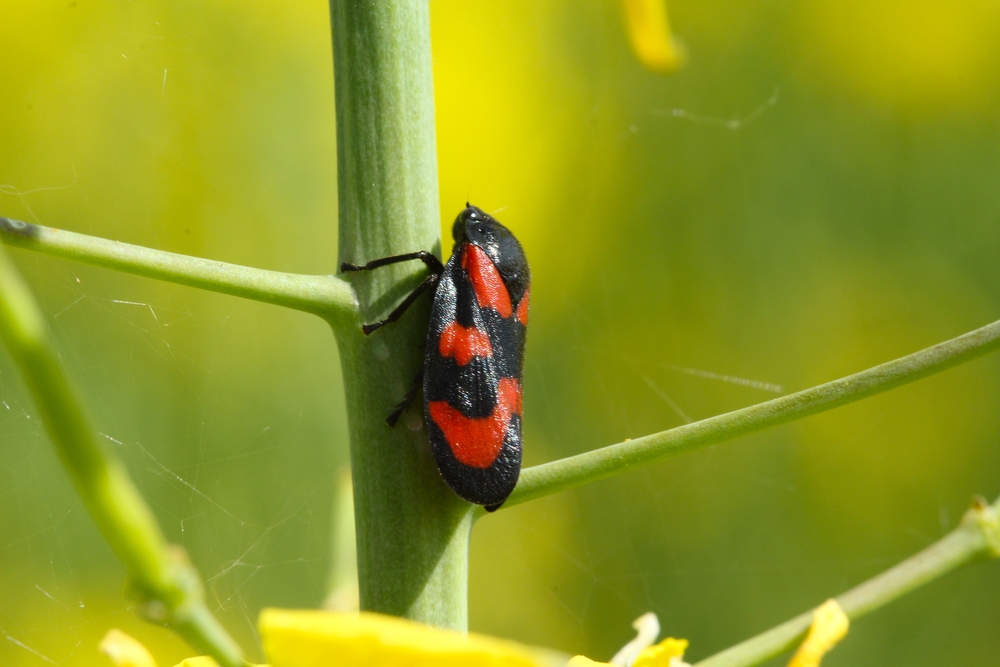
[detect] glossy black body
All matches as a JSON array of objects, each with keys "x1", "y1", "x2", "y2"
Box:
[
  {"x1": 423, "y1": 206, "x2": 530, "y2": 509},
  {"x1": 340, "y1": 205, "x2": 530, "y2": 510}
]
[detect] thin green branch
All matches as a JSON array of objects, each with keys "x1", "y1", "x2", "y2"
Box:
[
  {"x1": 0, "y1": 244, "x2": 248, "y2": 667},
  {"x1": 0, "y1": 216, "x2": 357, "y2": 323},
  {"x1": 694, "y1": 495, "x2": 1000, "y2": 667},
  {"x1": 507, "y1": 317, "x2": 1000, "y2": 508}
]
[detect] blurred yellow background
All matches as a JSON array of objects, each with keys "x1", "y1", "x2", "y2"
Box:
[{"x1": 2, "y1": 1, "x2": 1000, "y2": 665}]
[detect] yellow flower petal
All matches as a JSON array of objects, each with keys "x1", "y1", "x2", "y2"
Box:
[
  {"x1": 99, "y1": 629, "x2": 158, "y2": 667},
  {"x1": 609, "y1": 612, "x2": 660, "y2": 665},
  {"x1": 786, "y1": 600, "x2": 849, "y2": 667},
  {"x1": 565, "y1": 614, "x2": 687, "y2": 667},
  {"x1": 619, "y1": 0, "x2": 686, "y2": 73},
  {"x1": 173, "y1": 659, "x2": 220, "y2": 667},
  {"x1": 632, "y1": 637, "x2": 689, "y2": 667},
  {"x1": 566, "y1": 657, "x2": 607, "y2": 667},
  {"x1": 260, "y1": 609, "x2": 553, "y2": 667}
]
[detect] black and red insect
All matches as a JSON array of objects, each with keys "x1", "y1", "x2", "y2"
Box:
[{"x1": 341, "y1": 205, "x2": 530, "y2": 511}]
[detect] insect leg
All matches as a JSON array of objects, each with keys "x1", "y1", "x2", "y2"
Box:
[
  {"x1": 361, "y1": 273, "x2": 440, "y2": 335},
  {"x1": 386, "y1": 367, "x2": 424, "y2": 427},
  {"x1": 341, "y1": 250, "x2": 444, "y2": 276}
]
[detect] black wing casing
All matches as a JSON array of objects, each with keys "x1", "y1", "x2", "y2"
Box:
[{"x1": 423, "y1": 209, "x2": 530, "y2": 509}]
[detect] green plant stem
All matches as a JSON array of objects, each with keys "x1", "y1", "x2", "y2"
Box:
[
  {"x1": 0, "y1": 243, "x2": 248, "y2": 667},
  {"x1": 507, "y1": 317, "x2": 1000, "y2": 508},
  {"x1": 0, "y1": 216, "x2": 356, "y2": 323},
  {"x1": 329, "y1": 0, "x2": 472, "y2": 630},
  {"x1": 694, "y1": 495, "x2": 1000, "y2": 667}
]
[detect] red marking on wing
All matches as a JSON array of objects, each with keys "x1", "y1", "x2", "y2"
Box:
[
  {"x1": 515, "y1": 286, "x2": 530, "y2": 326},
  {"x1": 438, "y1": 321, "x2": 493, "y2": 366},
  {"x1": 461, "y1": 244, "x2": 513, "y2": 318},
  {"x1": 428, "y1": 377, "x2": 522, "y2": 469}
]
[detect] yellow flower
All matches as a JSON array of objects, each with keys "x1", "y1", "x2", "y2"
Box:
[
  {"x1": 99, "y1": 629, "x2": 225, "y2": 667},
  {"x1": 632, "y1": 638, "x2": 689, "y2": 667},
  {"x1": 568, "y1": 612, "x2": 689, "y2": 667},
  {"x1": 259, "y1": 609, "x2": 562, "y2": 667},
  {"x1": 567, "y1": 638, "x2": 688, "y2": 667},
  {"x1": 101, "y1": 609, "x2": 689, "y2": 667},
  {"x1": 619, "y1": 0, "x2": 686, "y2": 73},
  {"x1": 99, "y1": 629, "x2": 158, "y2": 667},
  {"x1": 786, "y1": 599, "x2": 849, "y2": 667},
  {"x1": 609, "y1": 612, "x2": 660, "y2": 665},
  {"x1": 173, "y1": 659, "x2": 221, "y2": 667}
]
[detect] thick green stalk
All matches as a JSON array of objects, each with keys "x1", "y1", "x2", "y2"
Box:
[
  {"x1": 0, "y1": 245, "x2": 247, "y2": 667},
  {"x1": 695, "y1": 495, "x2": 1000, "y2": 667},
  {"x1": 328, "y1": 0, "x2": 473, "y2": 630}
]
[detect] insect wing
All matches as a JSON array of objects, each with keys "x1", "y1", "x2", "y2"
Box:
[{"x1": 423, "y1": 244, "x2": 526, "y2": 509}]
